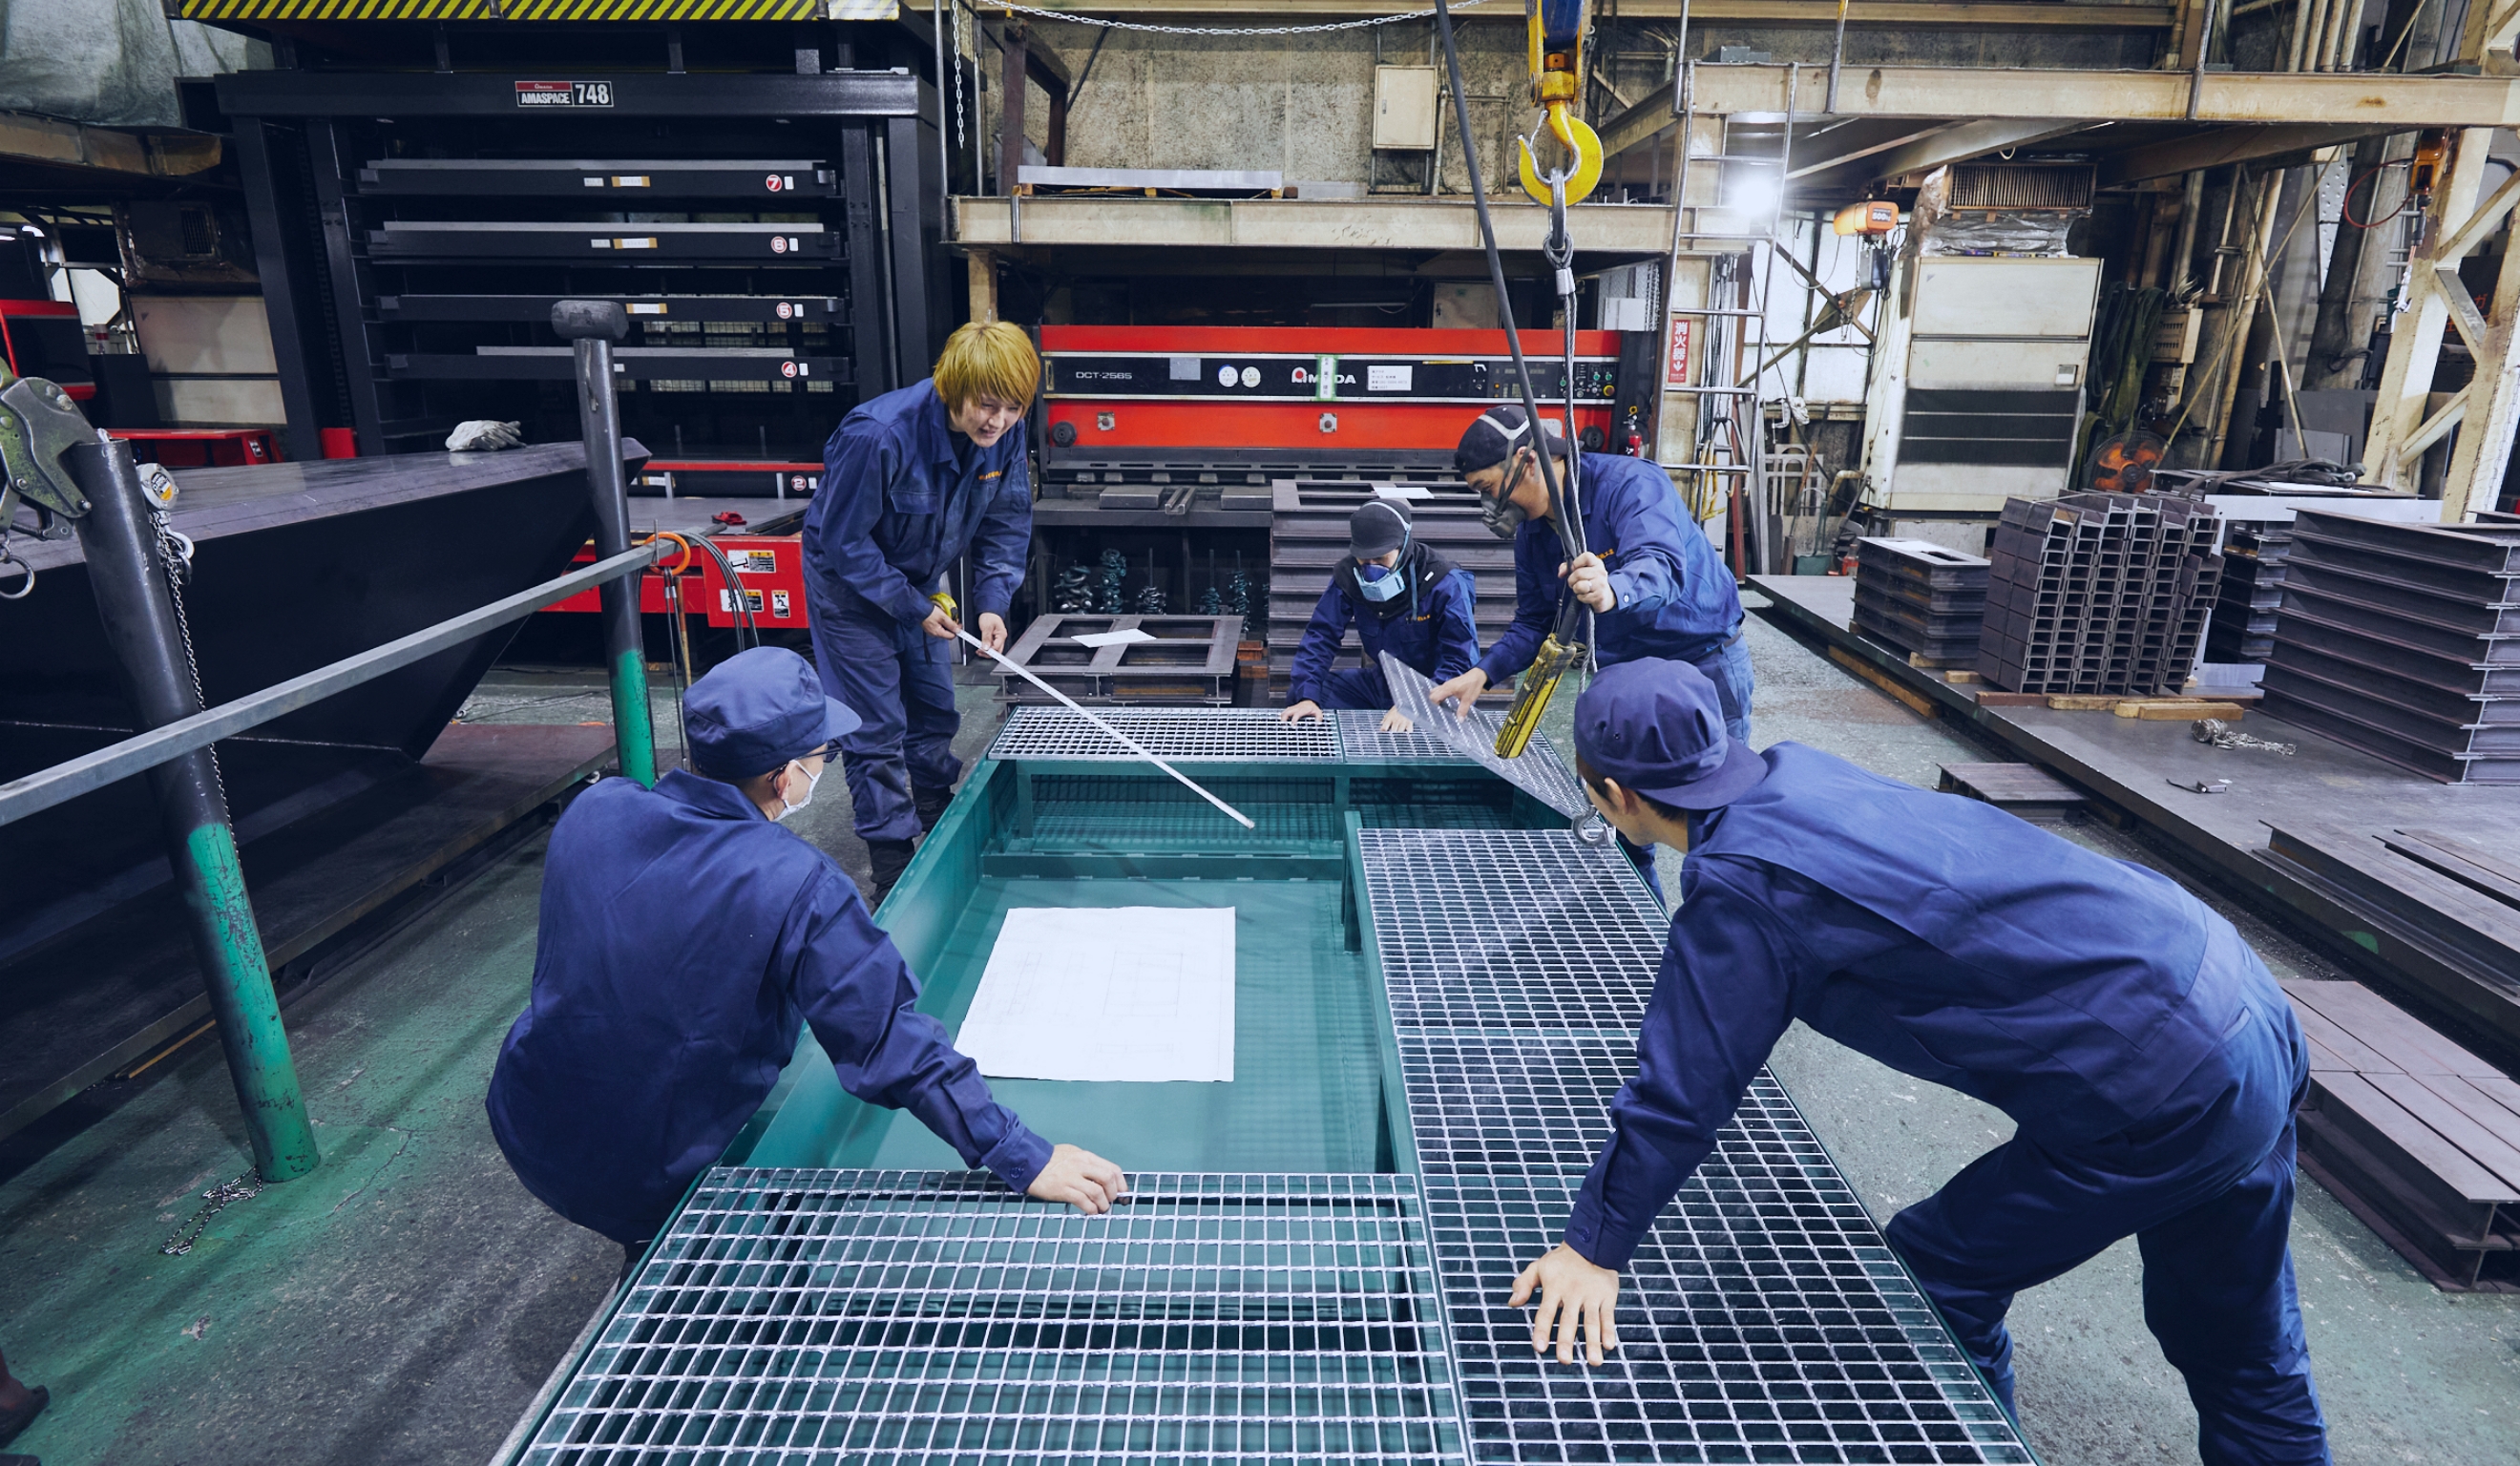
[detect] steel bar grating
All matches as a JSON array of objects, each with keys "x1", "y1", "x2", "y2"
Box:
[
  {"x1": 990, "y1": 706, "x2": 1340, "y2": 761},
  {"x1": 1358, "y1": 832, "x2": 2033, "y2": 1463},
  {"x1": 524, "y1": 1171, "x2": 1464, "y2": 1465},
  {"x1": 1426, "y1": 1168, "x2": 2029, "y2": 1465},
  {"x1": 1338, "y1": 713, "x2": 1582, "y2": 795},
  {"x1": 1360, "y1": 829, "x2": 1668, "y2": 1033}
]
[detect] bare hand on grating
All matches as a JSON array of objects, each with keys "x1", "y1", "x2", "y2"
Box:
[
  {"x1": 1026, "y1": 1142, "x2": 1129, "y2": 1214},
  {"x1": 1511, "y1": 1242, "x2": 1621, "y2": 1367}
]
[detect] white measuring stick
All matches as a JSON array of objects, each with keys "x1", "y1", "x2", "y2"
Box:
[{"x1": 955, "y1": 626, "x2": 1257, "y2": 829}]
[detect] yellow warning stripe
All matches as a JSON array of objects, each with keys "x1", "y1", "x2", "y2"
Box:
[{"x1": 174, "y1": 0, "x2": 827, "y2": 19}]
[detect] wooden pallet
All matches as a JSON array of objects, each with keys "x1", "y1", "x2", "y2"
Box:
[{"x1": 2282, "y1": 978, "x2": 2520, "y2": 1289}]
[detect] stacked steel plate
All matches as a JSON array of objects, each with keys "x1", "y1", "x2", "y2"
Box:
[
  {"x1": 2260, "y1": 512, "x2": 2520, "y2": 783},
  {"x1": 1852, "y1": 537, "x2": 1989, "y2": 662},
  {"x1": 2205, "y1": 521, "x2": 2292, "y2": 664},
  {"x1": 1976, "y1": 492, "x2": 2224, "y2": 695}
]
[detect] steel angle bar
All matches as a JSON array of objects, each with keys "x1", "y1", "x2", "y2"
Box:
[
  {"x1": 1379, "y1": 652, "x2": 1592, "y2": 823},
  {"x1": 0, "y1": 543, "x2": 663, "y2": 828}
]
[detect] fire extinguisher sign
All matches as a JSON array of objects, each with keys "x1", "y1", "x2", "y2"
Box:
[{"x1": 1665, "y1": 316, "x2": 1692, "y2": 388}]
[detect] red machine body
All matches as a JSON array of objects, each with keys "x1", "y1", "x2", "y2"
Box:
[
  {"x1": 1040, "y1": 325, "x2": 1626, "y2": 461},
  {"x1": 543, "y1": 534, "x2": 811, "y2": 630},
  {"x1": 113, "y1": 428, "x2": 284, "y2": 468},
  {"x1": 0, "y1": 300, "x2": 93, "y2": 402}
]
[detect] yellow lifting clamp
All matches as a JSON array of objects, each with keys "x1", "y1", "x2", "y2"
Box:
[{"x1": 1518, "y1": 0, "x2": 1603, "y2": 208}]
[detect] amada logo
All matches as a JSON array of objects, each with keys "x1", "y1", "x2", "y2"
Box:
[{"x1": 1288, "y1": 367, "x2": 1355, "y2": 386}]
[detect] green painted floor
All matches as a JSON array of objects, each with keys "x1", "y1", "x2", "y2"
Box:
[{"x1": 1, "y1": 635, "x2": 2514, "y2": 1465}]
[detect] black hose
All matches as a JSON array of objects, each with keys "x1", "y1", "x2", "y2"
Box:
[
  {"x1": 1433, "y1": 0, "x2": 1576, "y2": 544},
  {"x1": 682, "y1": 533, "x2": 763, "y2": 650}
]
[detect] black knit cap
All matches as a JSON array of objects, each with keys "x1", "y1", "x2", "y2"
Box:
[
  {"x1": 1349, "y1": 498, "x2": 1412, "y2": 558},
  {"x1": 1454, "y1": 404, "x2": 1573, "y2": 478}
]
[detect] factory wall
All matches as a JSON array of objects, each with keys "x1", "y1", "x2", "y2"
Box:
[
  {"x1": 971, "y1": 17, "x2": 2158, "y2": 196},
  {"x1": 0, "y1": 0, "x2": 260, "y2": 128}
]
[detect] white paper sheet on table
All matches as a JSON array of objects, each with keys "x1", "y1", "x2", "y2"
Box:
[
  {"x1": 1071, "y1": 628, "x2": 1158, "y2": 647},
  {"x1": 956, "y1": 907, "x2": 1236, "y2": 1082}
]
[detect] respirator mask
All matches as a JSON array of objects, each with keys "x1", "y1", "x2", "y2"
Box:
[
  {"x1": 776, "y1": 758, "x2": 824, "y2": 819},
  {"x1": 1354, "y1": 533, "x2": 1412, "y2": 602},
  {"x1": 1480, "y1": 491, "x2": 1530, "y2": 540}
]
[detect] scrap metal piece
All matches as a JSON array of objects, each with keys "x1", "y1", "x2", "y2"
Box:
[
  {"x1": 2170, "y1": 776, "x2": 2235, "y2": 794},
  {"x1": 2192, "y1": 718, "x2": 2296, "y2": 755},
  {"x1": 1381, "y1": 650, "x2": 1588, "y2": 821}
]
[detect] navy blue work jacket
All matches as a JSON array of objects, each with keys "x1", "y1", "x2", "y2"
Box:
[
  {"x1": 1478, "y1": 452, "x2": 1741, "y2": 683},
  {"x1": 1564, "y1": 743, "x2": 2270, "y2": 1271},
  {"x1": 1287, "y1": 562, "x2": 1481, "y2": 706},
  {"x1": 805, "y1": 380, "x2": 1032, "y2": 626},
  {"x1": 487, "y1": 769, "x2": 1049, "y2": 1244}
]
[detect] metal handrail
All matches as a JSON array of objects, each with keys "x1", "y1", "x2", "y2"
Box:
[{"x1": 0, "y1": 541, "x2": 664, "y2": 827}]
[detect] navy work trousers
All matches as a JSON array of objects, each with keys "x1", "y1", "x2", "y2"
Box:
[
  {"x1": 1884, "y1": 936, "x2": 2328, "y2": 1464},
  {"x1": 808, "y1": 597, "x2": 962, "y2": 845}
]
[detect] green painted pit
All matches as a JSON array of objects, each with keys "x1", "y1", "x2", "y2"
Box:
[{"x1": 724, "y1": 756, "x2": 1562, "y2": 1180}]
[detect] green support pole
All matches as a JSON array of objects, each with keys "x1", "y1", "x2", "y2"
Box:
[
  {"x1": 68, "y1": 438, "x2": 320, "y2": 1180},
  {"x1": 558, "y1": 300, "x2": 658, "y2": 785}
]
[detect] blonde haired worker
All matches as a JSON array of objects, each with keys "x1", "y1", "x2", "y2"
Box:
[{"x1": 803, "y1": 322, "x2": 1039, "y2": 900}]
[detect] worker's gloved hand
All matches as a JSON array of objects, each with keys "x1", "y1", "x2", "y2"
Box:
[
  {"x1": 1510, "y1": 1242, "x2": 1621, "y2": 1367},
  {"x1": 1280, "y1": 700, "x2": 1324, "y2": 723},
  {"x1": 446, "y1": 419, "x2": 524, "y2": 452},
  {"x1": 1425, "y1": 667, "x2": 1489, "y2": 719},
  {"x1": 976, "y1": 612, "x2": 1008, "y2": 655},
  {"x1": 1560, "y1": 552, "x2": 1616, "y2": 613},
  {"x1": 1379, "y1": 708, "x2": 1415, "y2": 734},
  {"x1": 919, "y1": 603, "x2": 962, "y2": 640},
  {"x1": 1027, "y1": 1142, "x2": 1128, "y2": 1215}
]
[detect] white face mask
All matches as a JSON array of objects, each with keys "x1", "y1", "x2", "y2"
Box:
[{"x1": 775, "y1": 759, "x2": 823, "y2": 819}]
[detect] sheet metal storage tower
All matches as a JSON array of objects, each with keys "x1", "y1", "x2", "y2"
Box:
[{"x1": 184, "y1": 10, "x2": 945, "y2": 487}]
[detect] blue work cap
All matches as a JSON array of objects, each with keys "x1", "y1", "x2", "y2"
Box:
[
  {"x1": 682, "y1": 646, "x2": 860, "y2": 781},
  {"x1": 1572, "y1": 657, "x2": 1765, "y2": 810}
]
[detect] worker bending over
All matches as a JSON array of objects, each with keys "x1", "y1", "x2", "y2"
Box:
[
  {"x1": 488, "y1": 649, "x2": 1124, "y2": 1270},
  {"x1": 805, "y1": 320, "x2": 1038, "y2": 901},
  {"x1": 1513, "y1": 657, "x2": 2326, "y2": 1465},
  {"x1": 1281, "y1": 498, "x2": 1480, "y2": 731}
]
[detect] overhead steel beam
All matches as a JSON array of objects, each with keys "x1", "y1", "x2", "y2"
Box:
[
  {"x1": 1800, "y1": 117, "x2": 2090, "y2": 188},
  {"x1": 996, "y1": 0, "x2": 2173, "y2": 21},
  {"x1": 1689, "y1": 63, "x2": 2520, "y2": 127},
  {"x1": 1784, "y1": 119, "x2": 1978, "y2": 179},
  {"x1": 2094, "y1": 122, "x2": 2400, "y2": 185}
]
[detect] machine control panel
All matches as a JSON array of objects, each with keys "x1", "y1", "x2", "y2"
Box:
[{"x1": 1047, "y1": 352, "x2": 1618, "y2": 404}]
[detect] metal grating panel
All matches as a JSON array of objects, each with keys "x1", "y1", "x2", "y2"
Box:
[
  {"x1": 1361, "y1": 829, "x2": 1668, "y2": 1032},
  {"x1": 1426, "y1": 1165, "x2": 2031, "y2": 1464},
  {"x1": 1378, "y1": 655, "x2": 1591, "y2": 819},
  {"x1": 1359, "y1": 832, "x2": 2036, "y2": 1464},
  {"x1": 989, "y1": 706, "x2": 1341, "y2": 761},
  {"x1": 525, "y1": 1171, "x2": 1464, "y2": 1465},
  {"x1": 1400, "y1": 1034, "x2": 1630, "y2": 1173}
]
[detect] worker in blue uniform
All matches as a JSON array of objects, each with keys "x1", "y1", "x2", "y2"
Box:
[
  {"x1": 1430, "y1": 405, "x2": 1749, "y2": 893},
  {"x1": 805, "y1": 320, "x2": 1039, "y2": 901},
  {"x1": 1427, "y1": 406, "x2": 1750, "y2": 738},
  {"x1": 487, "y1": 648, "x2": 1124, "y2": 1272},
  {"x1": 1507, "y1": 657, "x2": 2327, "y2": 1465},
  {"x1": 1281, "y1": 498, "x2": 1480, "y2": 730}
]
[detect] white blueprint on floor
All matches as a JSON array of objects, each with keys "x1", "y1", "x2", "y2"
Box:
[{"x1": 956, "y1": 907, "x2": 1236, "y2": 1082}]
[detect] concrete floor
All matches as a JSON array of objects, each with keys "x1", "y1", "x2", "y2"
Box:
[{"x1": 0, "y1": 629, "x2": 2513, "y2": 1464}]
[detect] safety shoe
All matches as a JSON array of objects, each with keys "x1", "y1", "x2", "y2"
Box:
[
  {"x1": 868, "y1": 839, "x2": 916, "y2": 904},
  {"x1": 0, "y1": 1385, "x2": 43, "y2": 1446},
  {"x1": 914, "y1": 785, "x2": 954, "y2": 832}
]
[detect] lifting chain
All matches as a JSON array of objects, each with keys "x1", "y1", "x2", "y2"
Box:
[
  {"x1": 147, "y1": 489, "x2": 227, "y2": 806},
  {"x1": 159, "y1": 1169, "x2": 264, "y2": 1256}
]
